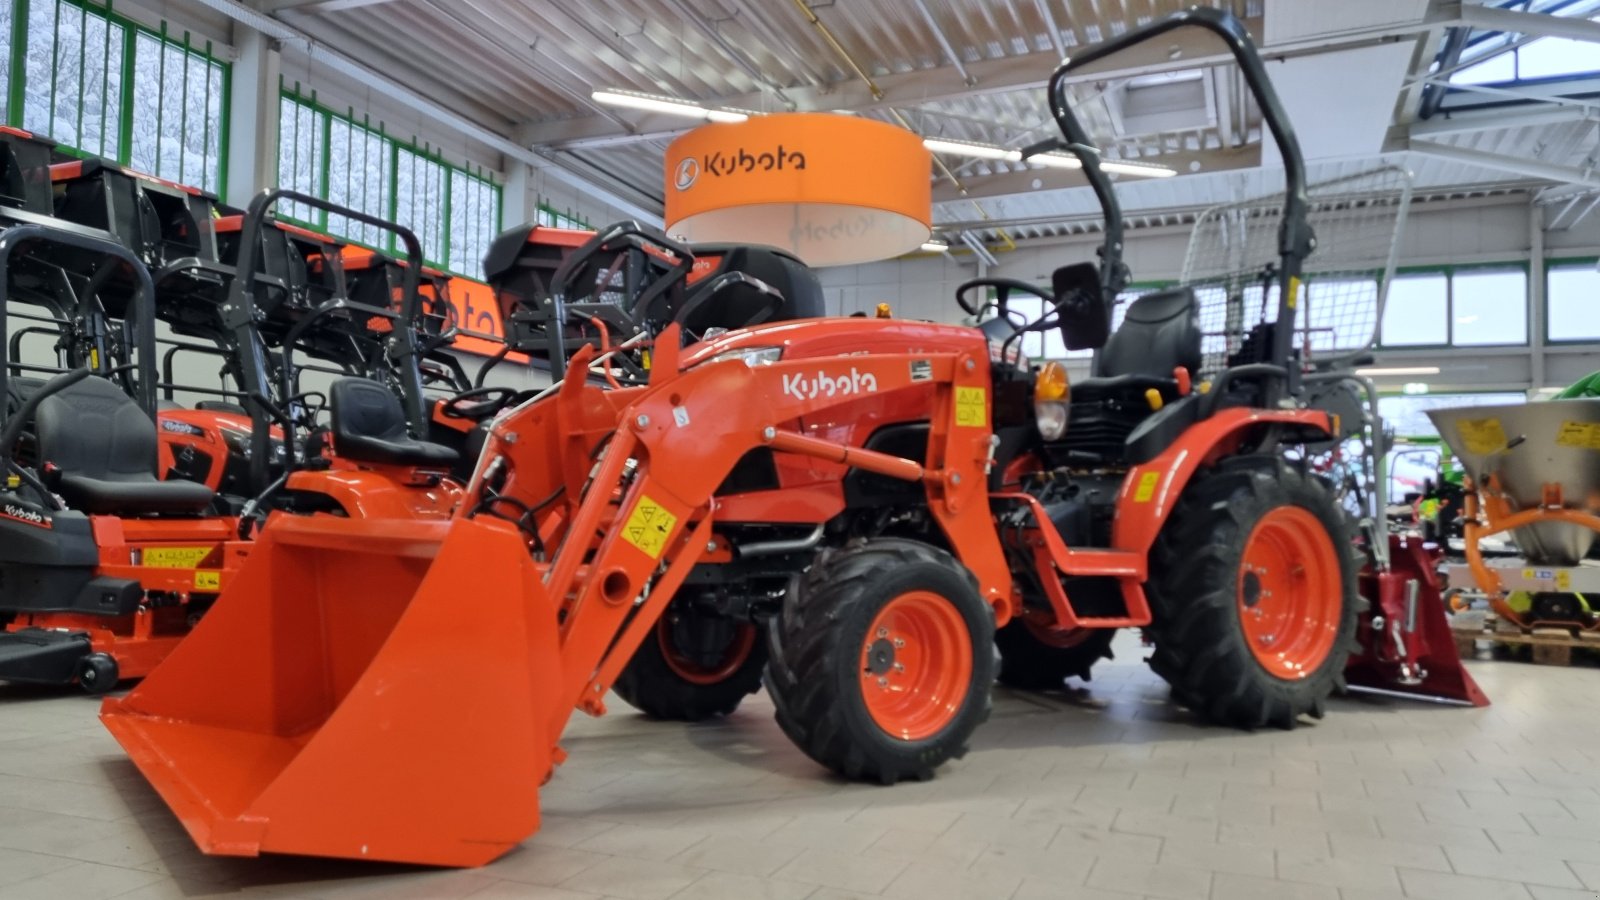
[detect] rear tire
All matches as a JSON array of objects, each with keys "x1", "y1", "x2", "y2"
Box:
[
  {"x1": 764, "y1": 539, "x2": 996, "y2": 785},
  {"x1": 613, "y1": 598, "x2": 765, "y2": 721},
  {"x1": 995, "y1": 622, "x2": 1115, "y2": 690},
  {"x1": 1146, "y1": 456, "x2": 1360, "y2": 729}
]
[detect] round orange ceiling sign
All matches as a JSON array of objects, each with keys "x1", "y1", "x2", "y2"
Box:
[{"x1": 664, "y1": 113, "x2": 932, "y2": 267}]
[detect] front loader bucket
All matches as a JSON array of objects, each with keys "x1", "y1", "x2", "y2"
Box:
[{"x1": 101, "y1": 515, "x2": 564, "y2": 867}]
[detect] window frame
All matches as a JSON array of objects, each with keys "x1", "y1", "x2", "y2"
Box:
[
  {"x1": 278, "y1": 86, "x2": 503, "y2": 279},
  {"x1": 1545, "y1": 255, "x2": 1600, "y2": 345},
  {"x1": 1376, "y1": 261, "x2": 1530, "y2": 350},
  {"x1": 3, "y1": 0, "x2": 230, "y2": 197}
]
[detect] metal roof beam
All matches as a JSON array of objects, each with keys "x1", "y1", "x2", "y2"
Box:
[
  {"x1": 931, "y1": 146, "x2": 1259, "y2": 203},
  {"x1": 1410, "y1": 139, "x2": 1600, "y2": 187},
  {"x1": 1450, "y1": 4, "x2": 1600, "y2": 42},
  {"x1": 525, "y1": 17, "x2": 1268, "y2": 148},
  {"x1": 274, "y1": 0, "x2": 399, "y2": 14},
  {"x1": 1408, "y1": 103, "x2": 1598, "y2": 137}
]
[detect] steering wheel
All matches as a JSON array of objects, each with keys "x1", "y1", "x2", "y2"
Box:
[
  {"x1": 954, "y1": 278, "x2": 1055, "y2": 317},
  {"x1": 441, "y1": 385, "x2": 521, "y2": 420}
]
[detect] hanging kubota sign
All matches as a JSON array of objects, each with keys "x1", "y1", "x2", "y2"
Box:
[{"x1": 664, "y1": 113, "x2": 931, "y2": 267}]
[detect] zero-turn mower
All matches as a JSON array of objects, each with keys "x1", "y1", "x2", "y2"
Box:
[
  {"x1": 103, "y1": 7, "x2": 1479, "y2": 867},
  {"x1": 0, "y1": 131, "x2": 240, "y2": 691}
]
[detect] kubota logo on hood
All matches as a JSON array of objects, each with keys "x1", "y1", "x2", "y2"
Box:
[{"x1": 782, "y1": 368, "x2": 878, "y2": 401}]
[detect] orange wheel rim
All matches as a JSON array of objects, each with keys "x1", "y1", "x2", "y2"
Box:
[
  {"x1": 1237, "y1": 506, "x2": 1342, "y2": 680},
  {"x1": 657, "y1": 617, "x2": 757, "y2": 686},
  {"x1": 860, "y1": 591, "x2": 972, "y2": 741}
]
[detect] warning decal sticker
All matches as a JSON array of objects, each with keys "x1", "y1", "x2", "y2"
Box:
[
  {"x1": 1456, "y1": 418, "x2": 1507, "y2": 455},
  {"x1": 144, "y1": 547, "x2": 212, "y2": 568},
  {"x1": 954, "y1": 386, "x2": 987, "y2": 428},
  {"x1": 621, "y1": 494, "x2": 678, "y2": 560},
  {"x1": 1133, "y1": 472, "x2": 1161, "y2": 503},
  {"x1": 1555, "y1": 421, "x2": 1600, "y2": 451}
]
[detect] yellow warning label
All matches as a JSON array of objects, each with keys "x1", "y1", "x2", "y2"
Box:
[
  {"x1": 193, "y1": 570, "x2": 221, "y2": 591},
  {"x1": 621, "y1": 494, "x2": 678, "y2": 560},
  {"x1": 954, "y1": 386, "x2": 987, "y2": 428},
  {"x1": 143, "y1": 546, "x2": 212, "y2": 568},
  {"x1": 1457, "y1": 417, "x2": 1507, "y2": 455},
  {"x1": 1286, "y1": 276, "x2": 1301, "y2": 310},
  {"x1": 1558, "y1": 570, "x2": 1572, "y2": 591},
  {"x1": 1555, "y1": 421, "x2": 1600, "y2": 450},
  {"x1": 1133, "y1": 471, "x2": 1161, "y2": 503}
]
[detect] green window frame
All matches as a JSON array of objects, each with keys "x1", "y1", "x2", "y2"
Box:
[
  {"x1": 1377, "y1": 261, "x2": 1530, "y2": 349},
  {"x1": 535, "y1": 202, "x2": 590, "y2": 231},
  {"x1": 1, "y1": 0, "x2": 229, "y2": 196},
  {"x1": 1545, "y1": 256, "x2": 1600, "y2": 344},
  {"x1": 278, "y1": 87, "x2": 503, "y2": 280}
]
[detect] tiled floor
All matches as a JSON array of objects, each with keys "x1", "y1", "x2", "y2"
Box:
[{"x1": 2, "y1": 633, "x2": 1598, "y2": 900}]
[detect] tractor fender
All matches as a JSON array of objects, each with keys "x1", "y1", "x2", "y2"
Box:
[{"x1": 1110, "y1": 406, "x2": 1332, "y2": 556}]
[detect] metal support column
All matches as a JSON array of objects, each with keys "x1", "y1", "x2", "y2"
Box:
[{"x1": 226, "y1": 27, "x2": 280, "y2": 203}]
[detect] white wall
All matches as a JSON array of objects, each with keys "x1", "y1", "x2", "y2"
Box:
[{"x1": 816, "y1": 194, "x2": 1600, "y2": 392}]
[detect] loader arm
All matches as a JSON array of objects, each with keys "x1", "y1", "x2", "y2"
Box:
[{"x1": 469, "y1": 327, "x2": 1014, "y2": 721}]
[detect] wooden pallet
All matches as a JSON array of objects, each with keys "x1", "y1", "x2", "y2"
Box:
[{"x1": 1452, "y1": 615, "x2": 1600, "y2": 666}]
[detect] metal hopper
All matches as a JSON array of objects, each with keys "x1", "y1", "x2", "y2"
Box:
[{"x1": 1427, "y1": 399, "x2": 1600, "y2": 565}]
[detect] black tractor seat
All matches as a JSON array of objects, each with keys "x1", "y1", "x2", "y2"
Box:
[
  {"x1": 35, "y1": 376, "x2": 215, "y2": 515},
  {"x1": 1062, "y1": 286, "x2": 1202, "y2": 463},
  {"x1": 328, "y1": 378, "x2": 459, "y2": 469},
  {"x1": 1073, "y1": 286, "x2": 1201, "y2": 403}
]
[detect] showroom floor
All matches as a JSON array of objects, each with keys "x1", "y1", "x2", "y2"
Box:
[{"x1": 1, "y1": 633, "x2": 1597, "y2": 900}]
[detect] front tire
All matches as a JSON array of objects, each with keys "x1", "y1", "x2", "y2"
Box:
[
  {"x1": 1146, "y1": 456, "x2": 1360, "y2": 729},
  {"x1": 764, "y1": 539, "x2": 996, "y2": 784}
]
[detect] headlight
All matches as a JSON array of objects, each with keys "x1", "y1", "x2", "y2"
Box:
[
  {"x1": 1035, "y1": 401, "x2": 1069, "y2": 440},
  {"x1": 706, "y1": 346, "x2": 782, "y2": 368},
  {"x1": 218, "y1": 426, "x2": 249, "y2": 455},
  {"x1": 1034, "y1": 361, "x2": 1070, "y2": 440}
]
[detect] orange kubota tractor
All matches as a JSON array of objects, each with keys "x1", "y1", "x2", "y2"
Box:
[{"x1": 103, "y1": 8, "x2": 1477, "y2": 868}]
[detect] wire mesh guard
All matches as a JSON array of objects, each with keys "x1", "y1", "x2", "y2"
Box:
[{"x1": 1179, "y1": 166, "x2": 1414, "y2": 375}]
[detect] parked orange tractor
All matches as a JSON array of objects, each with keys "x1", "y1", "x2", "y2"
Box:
[{"x1": 103, "y1": 8, "x2": 1480, "y2": 868}]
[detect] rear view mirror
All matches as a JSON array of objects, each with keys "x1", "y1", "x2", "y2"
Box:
[{"x1": 1051, "y1": 262, "x2": 1109, "y2": 351}]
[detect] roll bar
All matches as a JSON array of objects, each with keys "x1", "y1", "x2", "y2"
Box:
[
  {"x1": 229, "y1": 189, "x2": 428, "y2": 491},
  {"x1": 1044, "y1": 7, "x2": 1313, "y2": 394},
  {"x1": 0, "y1": 224, "x2": 157, "y2": 424}
]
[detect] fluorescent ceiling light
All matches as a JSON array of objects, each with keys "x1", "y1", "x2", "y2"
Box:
[
  {"x1": 591, "y1": 89, "x2": 748, "y2": 123},
  {"x1": 1355, "y1": 366, "x2": 1442, "y2": 377},
  {"x1": 1100, "y1": 159, "x2": 1177, "y2": 178},
  {"x1": 1402, "y1": 382, "x2": 1430, "y2": 395},
  {"x1": 1029, "y1": 154, "x2": 1083, "y2": 169},
  {"x1": 923, "y1": 137, "x2": 1174, "y2": 178},
  {"x1": 922, "y1": 138, "x2": 1019, "y2": 161},
  {"x1": 920, "y1": 240, "x2": 949, "y2": 252}
]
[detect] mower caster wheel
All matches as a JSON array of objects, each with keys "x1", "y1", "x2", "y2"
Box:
[
  {"x1": 77, "y1": 653, "x2": 118, "y2": 695},
  {"x1": 765, "y1": 538, "x2": 996, "y2": 785},
  {"x1": 996, "y1": 622, "x2": 1115, "y2": 691}
]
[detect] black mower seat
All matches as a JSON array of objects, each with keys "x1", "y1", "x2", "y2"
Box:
[
  {"x1": 35, "y1": 376, "x2": 215, "y2": 515},
  {"x1": 1074, "y1": 286, "x2": 1201, "y2": 402},
  {"x1": 329, "y1": 378, "x2": 459, "y2": 469}
]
